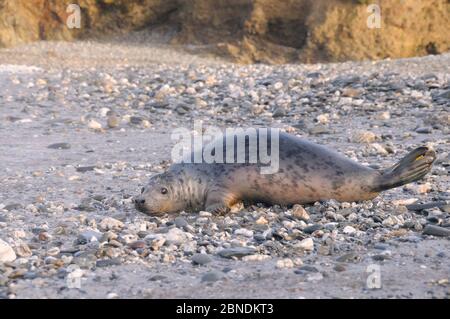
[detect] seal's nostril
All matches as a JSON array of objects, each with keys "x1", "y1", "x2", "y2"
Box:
[{"x1": 139, "y1": 199, "x2": 145, "y2": 204}]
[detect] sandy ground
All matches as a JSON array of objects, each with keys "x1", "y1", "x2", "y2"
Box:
[{"x1": 0, "y1": 38, "x2": 449, "y2": 299}]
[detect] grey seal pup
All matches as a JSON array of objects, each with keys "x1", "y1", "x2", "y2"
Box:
[{"x1": 134, "y1": 129, "x2": 436, "y2": 214}]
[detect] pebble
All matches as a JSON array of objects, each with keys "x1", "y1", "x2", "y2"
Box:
[
  {"x1": 201, "y1": 270, "x2": 223, "y2": 282},
  {"x1": 352, "y1": 131, "x2": 377, "y2": 143},
  {"x1": 234, "y1": 228, "x2": 254, "y2": 237},
  {"x1": 174, "y1": 217, "x2": 188, "y2": 229},
  {"x1": 422, "y1": 225, "x2": 450, "y2": 237},
  {"x1": 129, "y1": 240, "x2": 146, "y2": 250},
  {"x1": 107, "y1": 111, "x2": 120, "y2": 128},
  {"x1": 336, "y1": 252, "x2": 361, "y2": 263},
  {"x1": 96, "y1": 258, "x2": 121, "y2": 267},
  {"x1": 296, "y1": 238, "x2": 314, "y2": 251},
  {"x1": 192, "y1": 253, "x2": 212, "y2": 265},
  {"x1": 303, "y1": 224, "x2": 322, "y2": 234},
  {"x1": 87, "y1": 119, "x2": 102, "y2": 130},
  {"x1": 343, "y1": 225, "x2": 357, "y2": 234},
  {"x1": 218, "y1": 247, "x2": 257, "y2": 259},
  {"x1": 333, "y1": 264, "x2": 346, "y2": 272},
  {"x1": 292, "y1": 205, "x2": 310, "y2": 221},
  {"x1": 0, "y1": 239, "x2": 16, "y2": 263},
  {"x1": 77, "y1": 230, "x2": 103, "y2": 244},
  {"x1": 415, "y1": 127, "x2": 432, "y2": 134},
  {"x1": 276, "y1": 258, "x2": 294, "y2": 269},
  {"x1": 47, "y1": 143, "x2": 71, "y2": 150},
  {"x1": 99, "y1": 217, "x2": 124, "y2": 231},
  {"x1": 164, "y1": 228, "x2": 191, "y2": 245},
  {"x1": 15, "y1": 243, "x2": 32, "y2": 258}
]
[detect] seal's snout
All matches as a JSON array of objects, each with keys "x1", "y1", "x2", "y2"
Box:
[{"x1": 134, "y1": 196, "x2": 147, "y2": 212}]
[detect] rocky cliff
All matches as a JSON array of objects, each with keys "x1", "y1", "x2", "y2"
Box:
[{"x1": 0, "y1": 0, "x2": 449, "y2": 63}]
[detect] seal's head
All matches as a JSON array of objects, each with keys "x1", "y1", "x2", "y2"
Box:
[{"x1": 134, "y1": 172, "x2": 185, "y2": 215}]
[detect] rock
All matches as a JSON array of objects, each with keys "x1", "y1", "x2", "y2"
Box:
[
  {"x1": 145, "y1": 235, "x2": 166, "y2": 251},
  {"x1": 382, "y1": 216, "x2": 403, "y2": 227},
  {"x1": 295, "y1": 265, "x2": 319, "y2": 274},
  {"x1": 255, "y1": 216, "x2": 268, "y2": 225},
  {"x1": 96, "y1": 258, "x2": 121, "y2": 267},
  {"x1": 218, "y1": 247, "x2": 257, "y2": 259},
  {"x1": 333, "y1": 264, "x2": 346, "y2": 272},
  {"x1": 352, "y1": 130, "x2": 377, "y2": 144},
  {"x1": 342, "y1": 88, "x2": 361, "y2": 97},
  {"x1": 336, "y1": 253, "x2": 361, "y2": 263},
  {"x1": 415, "y1": 183, "x2": 432, "y2": 194},
  {"x1": 47, "y1": 143, "x2": 71, "y2": 150},
  {"x1": 0, "y1": 239, "x2": 16, "y2": 263},
  {"x1": 406, "y1": 201, "x2": 448, "y2": 211},
  {"x1": 306, "y1": 272, "x2": 324, "y2": 282},
  {"x1": 76, "y1": 166, "x2": 96, "y2": 173},
  {"x1": 308, "y1": 125, "x2": 330, "y2": 135},
  {"x1": 415, "y1": 127, "x2": 432, "y2": 134},
  {"x1": 272, "y1": 107, "x2": 286, "y2": 117},
  {"x1": 192, "y1": 253, "x2": 212, "y2": 265},
  {"x1": 201, "y1": 271, "x2": 223, "y2": 282},
  {"x1": 77, "y1": 230, "x2": 103, "y2": 244},
  {"x1": 164, "y1": 228, "x2": 190, "y2": 245},
  {"x1": 15, "y1": 242, "x2": 32, "y2": 258},
  {"x1": 130, "y1": 116, "x2": 145, "y2": 125},
  {"x1": 242, "y1": 254, "x2": 271, "y2": 262},
  {"x1": 303, "y1": 224, "x2": 322, "y2": 234},
  {"x1": 436, "y1": 89, "x2": 450, "y2": 100},
  {"x1": 234, "y1": 228, "x2": 254, "y2": 237},
  {"x1": 107, "y1": 292, "x2": 119, "y2": 299},
  {"x1": 107, "y1": 111, "x2": 119, "y2": 128},
  {"x1": 129, "y1": 240, "x2": 146, "y2": 250},
  {"x1": 87, "y1": 119, "x2": 102, "y2": 130},
  {"x1": 375, "y1": 111, "x2": 391, "y2": 120},
  {"x1": 296, "y1": 238, "x2": 314, "y2": 251},
  {"x1": 316, "y1": 113, "x2": 329, "y2": 124},
  {"x1": 174, "y1": 217, "x2": 188, "y2": 229},
  {"x1": 99, "y1": 217, "x2": 124, "y2": 231},
  {"x1": 343, "y1": 225, "x2": 357, "y2": 234},
  {"x1": 292, "y1": 205, "x2": 310, "y2": 221},
  {"x1": 276, "y1": 258, "x2": 294, "y2": 269},
  {"x1": 4, "y1": 203, "x2": 22, "y2": 211},
  {"x1": 422, "y1": 225, "x2": 450, "y2": 237}
]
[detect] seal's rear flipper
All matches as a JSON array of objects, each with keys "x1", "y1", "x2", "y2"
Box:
[{"x1": 373, "y1": 147, "x2": 436, "y2": 192}]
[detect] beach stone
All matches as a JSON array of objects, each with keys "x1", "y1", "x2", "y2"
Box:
[
  {"x1": 296, "y1": 238, "x2": 314, "y2": 251},
  {"x1": 47, "y1": 143, "x2": 71, "y2": 150},
  {"x1": 0, "y1": 239, "x2": 16, "y2": 263},
  {"x1": 422, "y1": 225, "x2": 450, "y2": 237},
  {"x1": 218, "y1": 247, "x2": 257, "y2": 259},
  {"x1": 99, "y1": 217, "x2": 124, "y2": 231},
  {"x1": 192, "y1": 253, "x2": 212, "y2": 265}
]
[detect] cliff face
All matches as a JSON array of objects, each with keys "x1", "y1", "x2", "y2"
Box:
[
  {"x1": 0, "y1": 0, "x2": 449, "y2": 63},
  {"x1": 0, "y1": 0, "x2": 178, "y2": 47}
]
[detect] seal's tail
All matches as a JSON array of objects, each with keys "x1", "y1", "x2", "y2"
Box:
[{"x1": 373, "y1": 146, "x2": 436, "y2": 192}]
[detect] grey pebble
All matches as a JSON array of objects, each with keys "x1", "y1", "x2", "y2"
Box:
[
  {"x1": 192, "y1": 253, "x2": 212, "y2": 265},
  {"x1": 303, "y1": 224, "x2": 323, "y2": 234},
  {"x1": 217, "y1": 247, "x2": 256, "y2": 259},
  {"x1": 201, "y1": 271, "x2": 223, "y2": 282},
  {"x1": 96, "y1": 258, "x2": 122, "y2": 267},
  {"x1": 174, "y1": 217, "x2": 189, "y2": 229},
  {"x1": 47, "y1": 142, "x2": 71, "y2": 150},
  {"x1": 77, "y1": 230, "x2": 103, "y2": 244},
  {"x1": 422, "y1": 225, "x2": 450, "y2": 237}
]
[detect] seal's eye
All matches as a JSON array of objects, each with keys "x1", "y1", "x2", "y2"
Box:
[
  {"x1": 141, "y1": 187, "x2": 145, "y2": 194},
  {"x1": 161, "y1": 187, "x2": 168, "y2": 195}
]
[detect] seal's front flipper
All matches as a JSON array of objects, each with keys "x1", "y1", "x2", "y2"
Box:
[
  {"x1": 204, "y1": 188, "x2": 236, "y2": 215},
  {"x1": 205, "y1": 203, "x2": 230, "y2": 215},
  {"x1": 373, "y1": 146, "x2": 436, "y2": 192}
]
